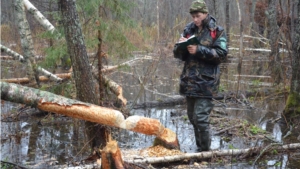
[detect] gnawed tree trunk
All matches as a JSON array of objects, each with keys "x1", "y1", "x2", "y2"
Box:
[
  {"x1": 284, "y1": 1, "x2": 300, "y2": 116},
  {"x1": 124, "y1": 143, "x2": 300, "y2": 164},
  {"x1": 1, "y1": 44, "x2": 62, "y2": 82},
  {"x1": 15, "y1": 0, "x2": 39, "y2": 87},
  {"x1": 103, "y1": 76, "x2": 127, "y2": 106},
  {"x1": 0, "y1": 82, "x2": 179, "y2": 149},
  {"x1": 23, "y1": 0, "x2": 55, "y2": 33},
  {"x1": 101, "y1": 140, "x2": 124, "y2": 169}
]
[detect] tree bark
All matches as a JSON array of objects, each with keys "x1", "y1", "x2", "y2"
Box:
[
  {"x1": 103, "y1": 76, "x2": 127, "y2": 106},
  {"x1": 285, "y1": 0, "x2": 300, "y2": 116},
  {"x1": 15, "y1": 0, "x2": 39, "y2": 87},
  {"x1": 156, "y1": 0, "x2": 159, "y2": 40},
  {"x1": 250, "y1": 0, "x2": 257, "y2": 36},
  {"x1": 236, "y1": 0, "x2": 243, "y2": 94},
  {"x1": 0, "y1": 82, "x2": 179, "y2": 149},
  {"x1": 225, "y1": 0, "x2": 230, "y2": 44},
  {"x1": 267, "y1": 0, "x2": 283, "y2": 84},
  {"x1": 59, "y1": 0, "x2": 109, "y2": 150},
  {"x1": 23, "y1": 0, "x2": 55, "y2": 33},
  {"x1": 101, "y1": 140, "x2": 125, "y2": 169},
  {"x1": 0, "y1": 44, "x2": 25, "y2": 62}
]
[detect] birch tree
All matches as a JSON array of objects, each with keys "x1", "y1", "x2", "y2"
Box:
[
  {"x1": 0, "y1": 44, "x2": 63, "y2": 83},
  {"x1": 23, "y1": 0, "x2": 55, "y2": 34},
  {"x1": 15, "y1": 0, "x2": 39, "y2": 87}
]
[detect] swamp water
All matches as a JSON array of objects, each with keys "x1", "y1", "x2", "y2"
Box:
[{"x1": 1, "y1": 53, "x2": 300, "y2": 168}]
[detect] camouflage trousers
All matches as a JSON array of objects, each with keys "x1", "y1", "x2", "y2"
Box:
[{"x1": 186, "y1": 97, "x2": 214, "y2": 152}]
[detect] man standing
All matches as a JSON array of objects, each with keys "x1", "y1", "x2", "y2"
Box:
[{"x1": 173, "y1": 0, "x2": 228, "y2": 152}]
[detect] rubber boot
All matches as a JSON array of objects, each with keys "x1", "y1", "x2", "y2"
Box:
[
  {"x1": 193, "y1": 127, "x2": 201, "y2": 149},
  {"x1": 199, "y1": 131, "x2": 211, "y2": 151}
]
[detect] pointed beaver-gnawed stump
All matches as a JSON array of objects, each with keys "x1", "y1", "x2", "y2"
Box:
[
  {"x1": 101, "y1": 140, "x2": 124, "y2": 169},
  {"x1": 121, "y1": 116, "x2": 179, "y2": 150}
]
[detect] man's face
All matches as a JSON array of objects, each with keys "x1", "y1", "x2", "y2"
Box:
[{"x1": 191, "y1": 12, "x2": 208, "y2": 27}]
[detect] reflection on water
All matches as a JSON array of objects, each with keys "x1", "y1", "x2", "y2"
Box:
[
  {"x1": 1, "y1": 98, "x2": 292, "y2": 168},
  {"x1": 1, "y1": 54, "x2": 297, "y2": 168},
  {"x1": 1, "y1": 102, "x2": 89, "y2": 168}
]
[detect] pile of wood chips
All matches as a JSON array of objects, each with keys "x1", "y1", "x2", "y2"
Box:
[{"x1": 143, "y1": 145, "x2": 184, "y2": 157}]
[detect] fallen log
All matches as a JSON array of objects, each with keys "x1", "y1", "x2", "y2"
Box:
[
  {"x1": 1, "y1": 73, "x2": 70, "y2": 84},
  {"x1": 0, "y1": 82, "x2": 179, "y2": 149},
  {"x1": 103, "y1": 75, "x2": 127, "y2": 106},
  {"x1": 0, "y1": 44, "x2": 25, "y2": 62},
  {"x1": 124, "y1": 143, "x2": 300, "y2": 164},
  {"x1": 3, "y1": 72, "x2": 128, "y2": 106}
]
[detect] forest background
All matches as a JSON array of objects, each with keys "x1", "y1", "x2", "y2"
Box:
[{"x1": 1, "y1": 0, "x2": 300, "y2": 168}]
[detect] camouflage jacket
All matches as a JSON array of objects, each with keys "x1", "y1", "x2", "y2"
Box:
[{"x1": 173, "y1": 15, "x2": 228, "y2": 98}]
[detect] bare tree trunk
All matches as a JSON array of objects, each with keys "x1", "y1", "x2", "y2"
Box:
[
  {"x1": 250, "y1": 0, "x2": 257, "y2": 36},
  {"x1": 236, "y1": 0, "x2": 243, "y2": 94},
  {"x1": 14, "y1": 0, "x2": 39, "y2": 87},
  {"x1": 285, "y1": 0, "x2": 300, "y2": 116},
  {"x1": 157, "y1": 0, "x2": 159, "y2": 40},
  {"x1": 0, "y1": 82, "x2": 179, "y2": 150},
  {"x1": 267, "y1": 0, "x2": 283, "y2": 84},
  {"x1": 97, "y1": 5, "x2": 105, "y2": 104},
  {"x1": 213, "y1": 0, "x2": 218, "y2": 18},
  {"x1": 225, "y1": 0, "x2": 230, "y2": 44},
  {"x1": 59, "y1": 0, "x2": 109, "y2": 150}
]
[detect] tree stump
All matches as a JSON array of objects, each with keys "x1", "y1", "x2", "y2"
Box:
[{"x1": 101, "y1": 140, "x2": 124, "y2": 169}]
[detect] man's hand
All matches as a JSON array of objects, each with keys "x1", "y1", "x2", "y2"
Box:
[
  {"x1": 178, "y1": 37, "x2": 188, "y2": 42},
  {"x1": 187, "y1": 45, "x2": 197, "y2": 54}
]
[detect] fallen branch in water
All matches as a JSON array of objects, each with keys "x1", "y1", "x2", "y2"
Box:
[
  {"x1": 124, "y1": 143, "x2": 300, "y2": 164},
  {"x1": 214, "y1": 124, "x2": 243, "y2": 135},
  {"x1": 0, "y1": 160, "x2": 28, "y2": 169}
]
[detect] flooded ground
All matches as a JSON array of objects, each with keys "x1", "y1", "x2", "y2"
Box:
[{"x1": 1, "y1": 51, "x2": 300, "y2": 168}]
